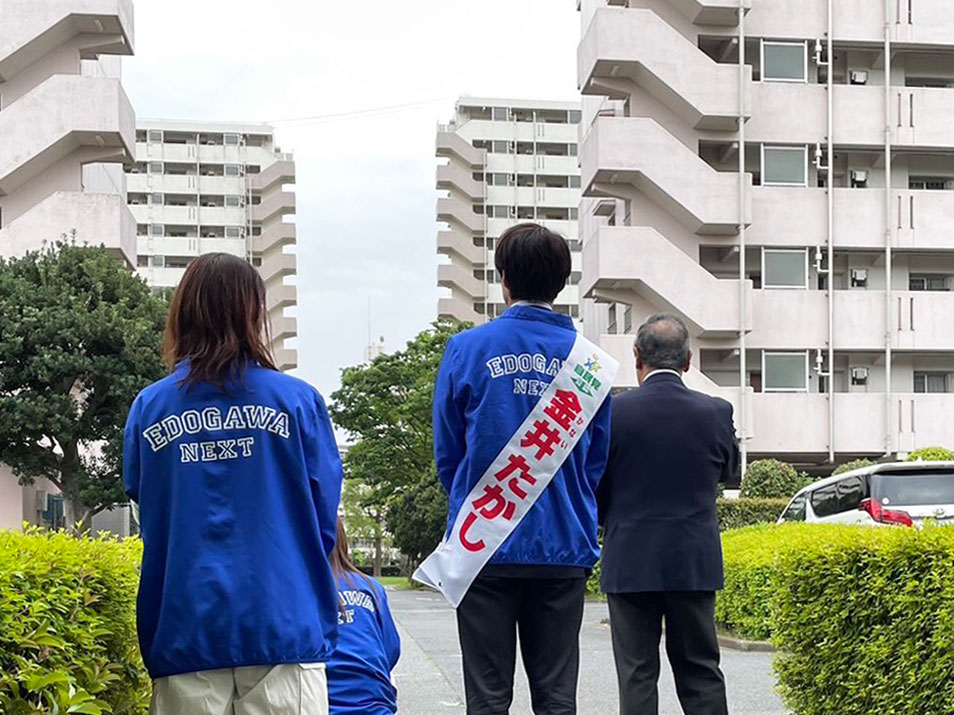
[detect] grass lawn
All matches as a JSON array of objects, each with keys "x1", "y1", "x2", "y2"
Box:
[{"x1": 377, "y1": 576, "x2": 420, "y2": 590}]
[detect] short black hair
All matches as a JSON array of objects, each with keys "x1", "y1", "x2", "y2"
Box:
[
  {"x1": 635, "y1": 314, "x2": 690, "y2": 371},
  {"x1": 494, "y1": 223, "x2": 571, "y2": 304}
]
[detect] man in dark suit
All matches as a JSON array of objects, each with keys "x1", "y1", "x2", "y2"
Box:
[{"x1": 597, "y1": 314, "x2": 738, "y2": 715}]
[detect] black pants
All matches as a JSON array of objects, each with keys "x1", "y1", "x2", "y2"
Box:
[
  {"x1": 456, "y1": 575, "x2": 586, "y2": 715},
  {"x1": 607, "y1": 591, "x2": 727, "y2": 715}
]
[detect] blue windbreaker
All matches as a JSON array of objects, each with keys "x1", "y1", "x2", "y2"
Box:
[
  {"x1": 122, "y1": 362, "x2": 343, "y2": 679},
  {"x1": 433, "y1": 305, "x2": 612, "y2": 569},
  {"x1": 327, "y1": 573, "x2": 400, "y2": 715}
]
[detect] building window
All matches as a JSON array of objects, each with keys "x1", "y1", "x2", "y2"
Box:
[
  {"x1": 607, "y1": 305, "x2": 618, "y2": 334},
  {"x1": 492, "y1": 141, "x2": 510, "y2": 154},
  {"x1": 150, "y1": 224, "x2": 164, "y2": 237},
  {"x1": 623, "y1": 305, "x2": 633, "y2": 333},
  {"x1": 492, "y1": 107, "x2": 509, "y2": 121},
  {"x1": 569, "y1": 110, "x2": 582, "y2": 124},
  {"x1": 910, "y1": 274, "x2": 951, "y2": 291},
  {"x1": 763, "y1": 248, "x2": 808, "y2": 289},
  {"x1": 568, "y1": 143, "x2": 578, "y2": 157},
  {"x1": 147, "y1": 130, "x2": 163, "y2": 143},
  {"x1": 914, "y1": 372, "x2": 952, "y2": 393},
  {"x1": 763, "y1": 351, "x2": 809, "y2": 392},
  {"x1": 150, "y1": 193, "x2": 163, "y2": 205},
  {"x1": 762, "y1": 146, "x2": 808, "y2": 186},
  {"x1": 225, "y1": 195, "x2": 244, "y2": 207},
  {"x1": 224, "y1": 164, "x2": 243, "y2": 177},
  {"x1": 224, "y1": 133, "x2": 241, "y2": 145},
  {"x1": 225, "y1": 226, "x2": 244, "y2": 239},
  {"x1": 152, "y1": 255, "x2": 165, "y2": 268},
  {"x1": 136, "y1": 255, "x2": 148, "y2": 267},
  {"x1": 761, "y1": 41, "x2": 808, "y2": 82},
  {"x1": 569, "y1": 175, "x2": 581, "y2": 188},
  {"x1": 148, "y1": 161, "x2": 163, "y2": 174}
]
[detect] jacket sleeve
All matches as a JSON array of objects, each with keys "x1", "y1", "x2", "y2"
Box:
[
  {"x1": 122, "y1": 395, "x2": 142, "y2": 504},
  {"x1": 595, "y1": 396, "x2": 617, "y2": 526},
  {"x1": 432, "y1": 339, "x2": 465, "y2": 493},
  {"x1": 376, "y1": 585, "x2": 402, "y2": 673},
  {"x1": 719, "y1": 400, "x2": 740, "y2": 485},
  {"x1": 305, "y1": 392, "x2": 344, "y2": 556}
]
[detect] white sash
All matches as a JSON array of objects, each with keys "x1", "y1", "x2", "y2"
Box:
[{"x1": 414, "y1": 333, "x2": 618, "y2": 607}]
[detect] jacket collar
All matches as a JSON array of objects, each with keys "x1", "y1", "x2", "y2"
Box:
[
  {"x1": 641, "y1": 371, "x2": 686, "y2": 387},
  {"x1": 499, "y1": 304, "x2": 575, "y2": 330}
]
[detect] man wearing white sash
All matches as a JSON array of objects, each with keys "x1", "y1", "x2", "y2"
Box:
[{"x1": 418, "y1": 224, "x2": 616, "y2": 715}]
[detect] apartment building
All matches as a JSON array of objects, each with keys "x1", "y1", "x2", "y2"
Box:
[
  {"x1": 436, "y1": 97, "x2": 584, "y2": 325},
  {"x1": 577, "y1": 0, "x2": 954, "y2": 468},
  {"x1": 127, "y1": 120, "x2": 298, "y2": 370},
  {"x1": 0, "y1": 0, "x2": 136, "y2": 530}
]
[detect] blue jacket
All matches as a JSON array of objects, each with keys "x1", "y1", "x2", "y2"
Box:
[
  {"x1": 433, "y1": 305, "x2": 612, "y2": 569},
  {"x1": 327, "y1": 573, "x2": 400, "y2": 715},
  {"x1": 122, "y1": 362, "x2": 343, "y2": 679}
]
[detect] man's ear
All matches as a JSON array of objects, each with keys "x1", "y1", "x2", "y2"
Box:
[
  {"x1": 634, "y1": 346, "x2": 643, "y2": 370},
  {"x1": 685, "y1": 348, "x2": 693, "y2": 372}
]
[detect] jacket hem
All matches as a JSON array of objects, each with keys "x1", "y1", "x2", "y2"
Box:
[{"x1": 148, "y1": 653, "x2": 331, "y2": 681}]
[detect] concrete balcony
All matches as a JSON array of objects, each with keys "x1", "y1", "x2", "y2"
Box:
[
  {"x1": 136, "y1": 141, "x2": 197, "y2": 163},
  {"x1": 274, "y1": 347, "x2": 298, "y2": 372},
  {"x1": 0, "y1": 75, "x2": 135, "y2": 196},
  {"x1": 579, "y1": 7, "x2": 750, "y2": 131},
  {"x1": 746, "y1": 0, "x2": 954, "y2": 48},
  {"x1": 266, "y1": 283, "x2": 296, "y2": 313},
  {"x1": 248, "y1": 160, "x2": 295, "y2": 192},
  {"x1": 438, "y1": 262, "x2": 483, "y2": 297},
  {"x1": 251, "y1": 222, "x2": 296, "y2": 253},
  {"x1": 436, "y1": 162, "x2": 482, "y2": 198},
  {"x1": 197, "y1": 206, "x2": 247, "y2": 225},
  {"x1": 581, "y1": 116, "x2": 750, "y2": 235},
  {"x1": 583, "y1": 226, "x2": 751, "y2": 336},
  {"x1": 438, "y1": 296, "x2": 481, "y2": 325},
  {"x1": 197, "y1": 175, "x2": 245, "y2": 195},
  {"x1": 250, "y1": 191, "x2": 295, "y2": 223},
  {"x1": 436, "y1": 130, "x2": 486, "y2": 169},
  {"x1": 437, "y1": 196, "x2": 483, "y2": 234},
  {"x1": 437, "y1": 230, "x2": 485, "y2": 264},
  {"x1": 127, "y1": 173, "x2": 197, "y2": 193},
  {"x1": 259, "y1": 251, "x2": 296, "y2": 287},
  {"x1": 665, "y1": 0, "x2": 749, "y2": 26},
  {"x1": 0, "y1": 0, "x2": 134, "y2": 82},
  {"x1": 0, "y1": 190, "x2": 135, "y2": 264},
  {"x1": 270, "y1": 315, "x2": 297, "y2": 343}
]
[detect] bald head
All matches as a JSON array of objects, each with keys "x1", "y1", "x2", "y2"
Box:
[{"x1": 635, "y1": 314, "x2": 690, "y2": 373}]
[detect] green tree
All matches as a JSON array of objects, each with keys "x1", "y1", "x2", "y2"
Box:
[
  {"x1": 341, "y1": 477, "x2": 390, "y2": 576},
  {"x1": 907, "y1": 446, "x2": 954, "y2": 462},
  {"x1": 331, "y1": 320, "x2": 466, "y2": 567},
  {"x1": 739, "y1": 459, "x2": 802, "y2": 499},
  {"x1": 0, "y1": 242, "x2": 167, "y2": 528},
  {"x1": 832, "y1": 458, "x2": 875, "y2": 476}
]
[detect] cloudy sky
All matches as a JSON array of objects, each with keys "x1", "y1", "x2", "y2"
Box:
[{"x1": 123, "y1": 0, "x2": 581, "y2": 400}]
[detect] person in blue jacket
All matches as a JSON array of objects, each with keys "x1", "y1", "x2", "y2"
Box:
[
  {"x1": 433, "y1": 223, "x2": 612, "y2": 715},
  {"x1": 122, "y1": 253, "x2": 343, "y2": 715},
  {"x1": 327, "y1": 520, "x2": 401, "y2": 715}
]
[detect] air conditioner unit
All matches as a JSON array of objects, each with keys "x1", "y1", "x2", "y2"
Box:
[
  {"x1": 850, "y1": 170, "x2": 868, "y2": 186},
  {"x1": 850, "y1": 268, "x2": 869, "y2": 287},
  {"x1": 850, "y1": 71, "x2": 869, "y2": 85},
  {"x1": 851, "y1": 367, "x2": 870, "y2": 384}
]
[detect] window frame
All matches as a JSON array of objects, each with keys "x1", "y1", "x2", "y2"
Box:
[
  {"x1": 762, "y1": 350, "x2": 810, "y2": 393},
  {"x1": 762, "y1": 248, "x2": 809, "y2": 290},
  {"x1": 760, "y1": 40, "x2": 809, "y2": 83},
  {"x1": 761, "y1": 145, "x2": 809, "y2": 187}
]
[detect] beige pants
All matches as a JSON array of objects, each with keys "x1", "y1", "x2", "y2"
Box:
[{"x1": 150, "y1": 663, "x2": 328, "y2": 715}]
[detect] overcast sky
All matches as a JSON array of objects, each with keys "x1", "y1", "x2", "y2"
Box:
[{"x1": 123, "y1": 0, "x2": 580, "y2": 400}]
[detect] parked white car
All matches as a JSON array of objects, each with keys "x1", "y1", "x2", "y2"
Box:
[{"x1": 778, "y1": 461, "x2": 954, "y2": 527}]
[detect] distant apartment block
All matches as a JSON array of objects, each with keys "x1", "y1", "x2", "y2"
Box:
[
  {"x1": 577, "y1": 0, "x2": 954, "y2": 467},
  {"x1": 436, "y1": 97, "x2": 583, "y2": 325},
  {"x1": 126, "y1": 120, "x2": 298, "y2": 370},
  {"x1": 0, "y1": 0, "x2": 136, "y2": 530}
]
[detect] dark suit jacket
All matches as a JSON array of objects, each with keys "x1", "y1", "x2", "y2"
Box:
[{"x1": 597, "y1": 372, "x2": 738, "y2": 593}]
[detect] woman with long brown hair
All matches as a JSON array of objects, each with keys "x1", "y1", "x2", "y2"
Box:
[
  {"x1": 122, "y1": 253, "x2": 343, "y2": 715},
  {"x1": 327, "y1": 520, "x2": 400, "y2": 715}
]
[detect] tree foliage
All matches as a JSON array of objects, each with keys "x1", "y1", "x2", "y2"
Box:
[
  {"x1": 832, "y1": 458, "x2": 876, "y2": 476},
  {"x1": 907, "y1": 446, "x2": 954, "y2": 462},
  {"x1": 739, "y1": 458, "x2": 803, "y2": 499},
  {"x1": 0, "y1": 242, "x2": 167, "y2": 526},
  {"x1": 330, "y1": 321, "x2": 466, "y2": 566}
]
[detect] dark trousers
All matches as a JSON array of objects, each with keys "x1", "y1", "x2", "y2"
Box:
[
  {"x1": 607, "y1": 591, "x2": 727, "y2": 715},
  {"x1": 456, "y1": 576, "x2": 586, "y2": 715}
]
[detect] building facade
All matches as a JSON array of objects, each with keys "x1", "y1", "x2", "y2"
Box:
[
  {"x1": 577, "y1": 0, "x2": 954, "y2": 469},
  {"x1": 0, "y1": 0, "x2": 136, "y2": 530},
  {"x1": 127, "y1": 120, "x2": 298, "y2": 370},
  {"x1": 436, "y1": 97, "x2": 584, "y2": 325}
]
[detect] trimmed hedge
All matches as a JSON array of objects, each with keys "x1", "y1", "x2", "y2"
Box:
[
  {"x1": 908, "y1": 446, "x2": 954, "y2": 461},
  {"x1": 0, "y1": 528, "x2": 149, "y2": 715},
  {"x1": 832, "y1": 458, "x2": 875, "y2": 475},
  {"x1": 716, "y1": 498, "x2": 787, "y2": 531},
  {"x1": 718, "y1": 524, "x2": 954, "y2": 714},
  {"x1": 739, "y1": 459, "x2": 803, "y2": 499}
]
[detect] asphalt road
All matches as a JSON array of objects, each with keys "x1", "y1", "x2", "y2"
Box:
[{"x1": 389, "y1": 588, "x2": 785, "y2": 715}]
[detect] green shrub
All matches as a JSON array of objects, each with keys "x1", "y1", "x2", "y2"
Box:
[
  {"x1": 907, "y1": 446, "x2": 954, "y2": 462},
  {"x1": 717, "y1": 524, "x2": 954, "y2": 714},
  {"x1": 739, "y1": 459, "x2": 802, "y2": 499},
  {"x1": 832, "y1": 458, "x2": 875, "y2": 475},
  {"x1": 0, "y1": 528, "x2": 149, "y2": 715},
  {"x1": 717, "y1": 498, "x2": 788, "y2": 531}
]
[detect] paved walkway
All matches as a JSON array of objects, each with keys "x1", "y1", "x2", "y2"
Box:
[{"x1": 389, "y1": 588, "x2": 785, "y2": 714}]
